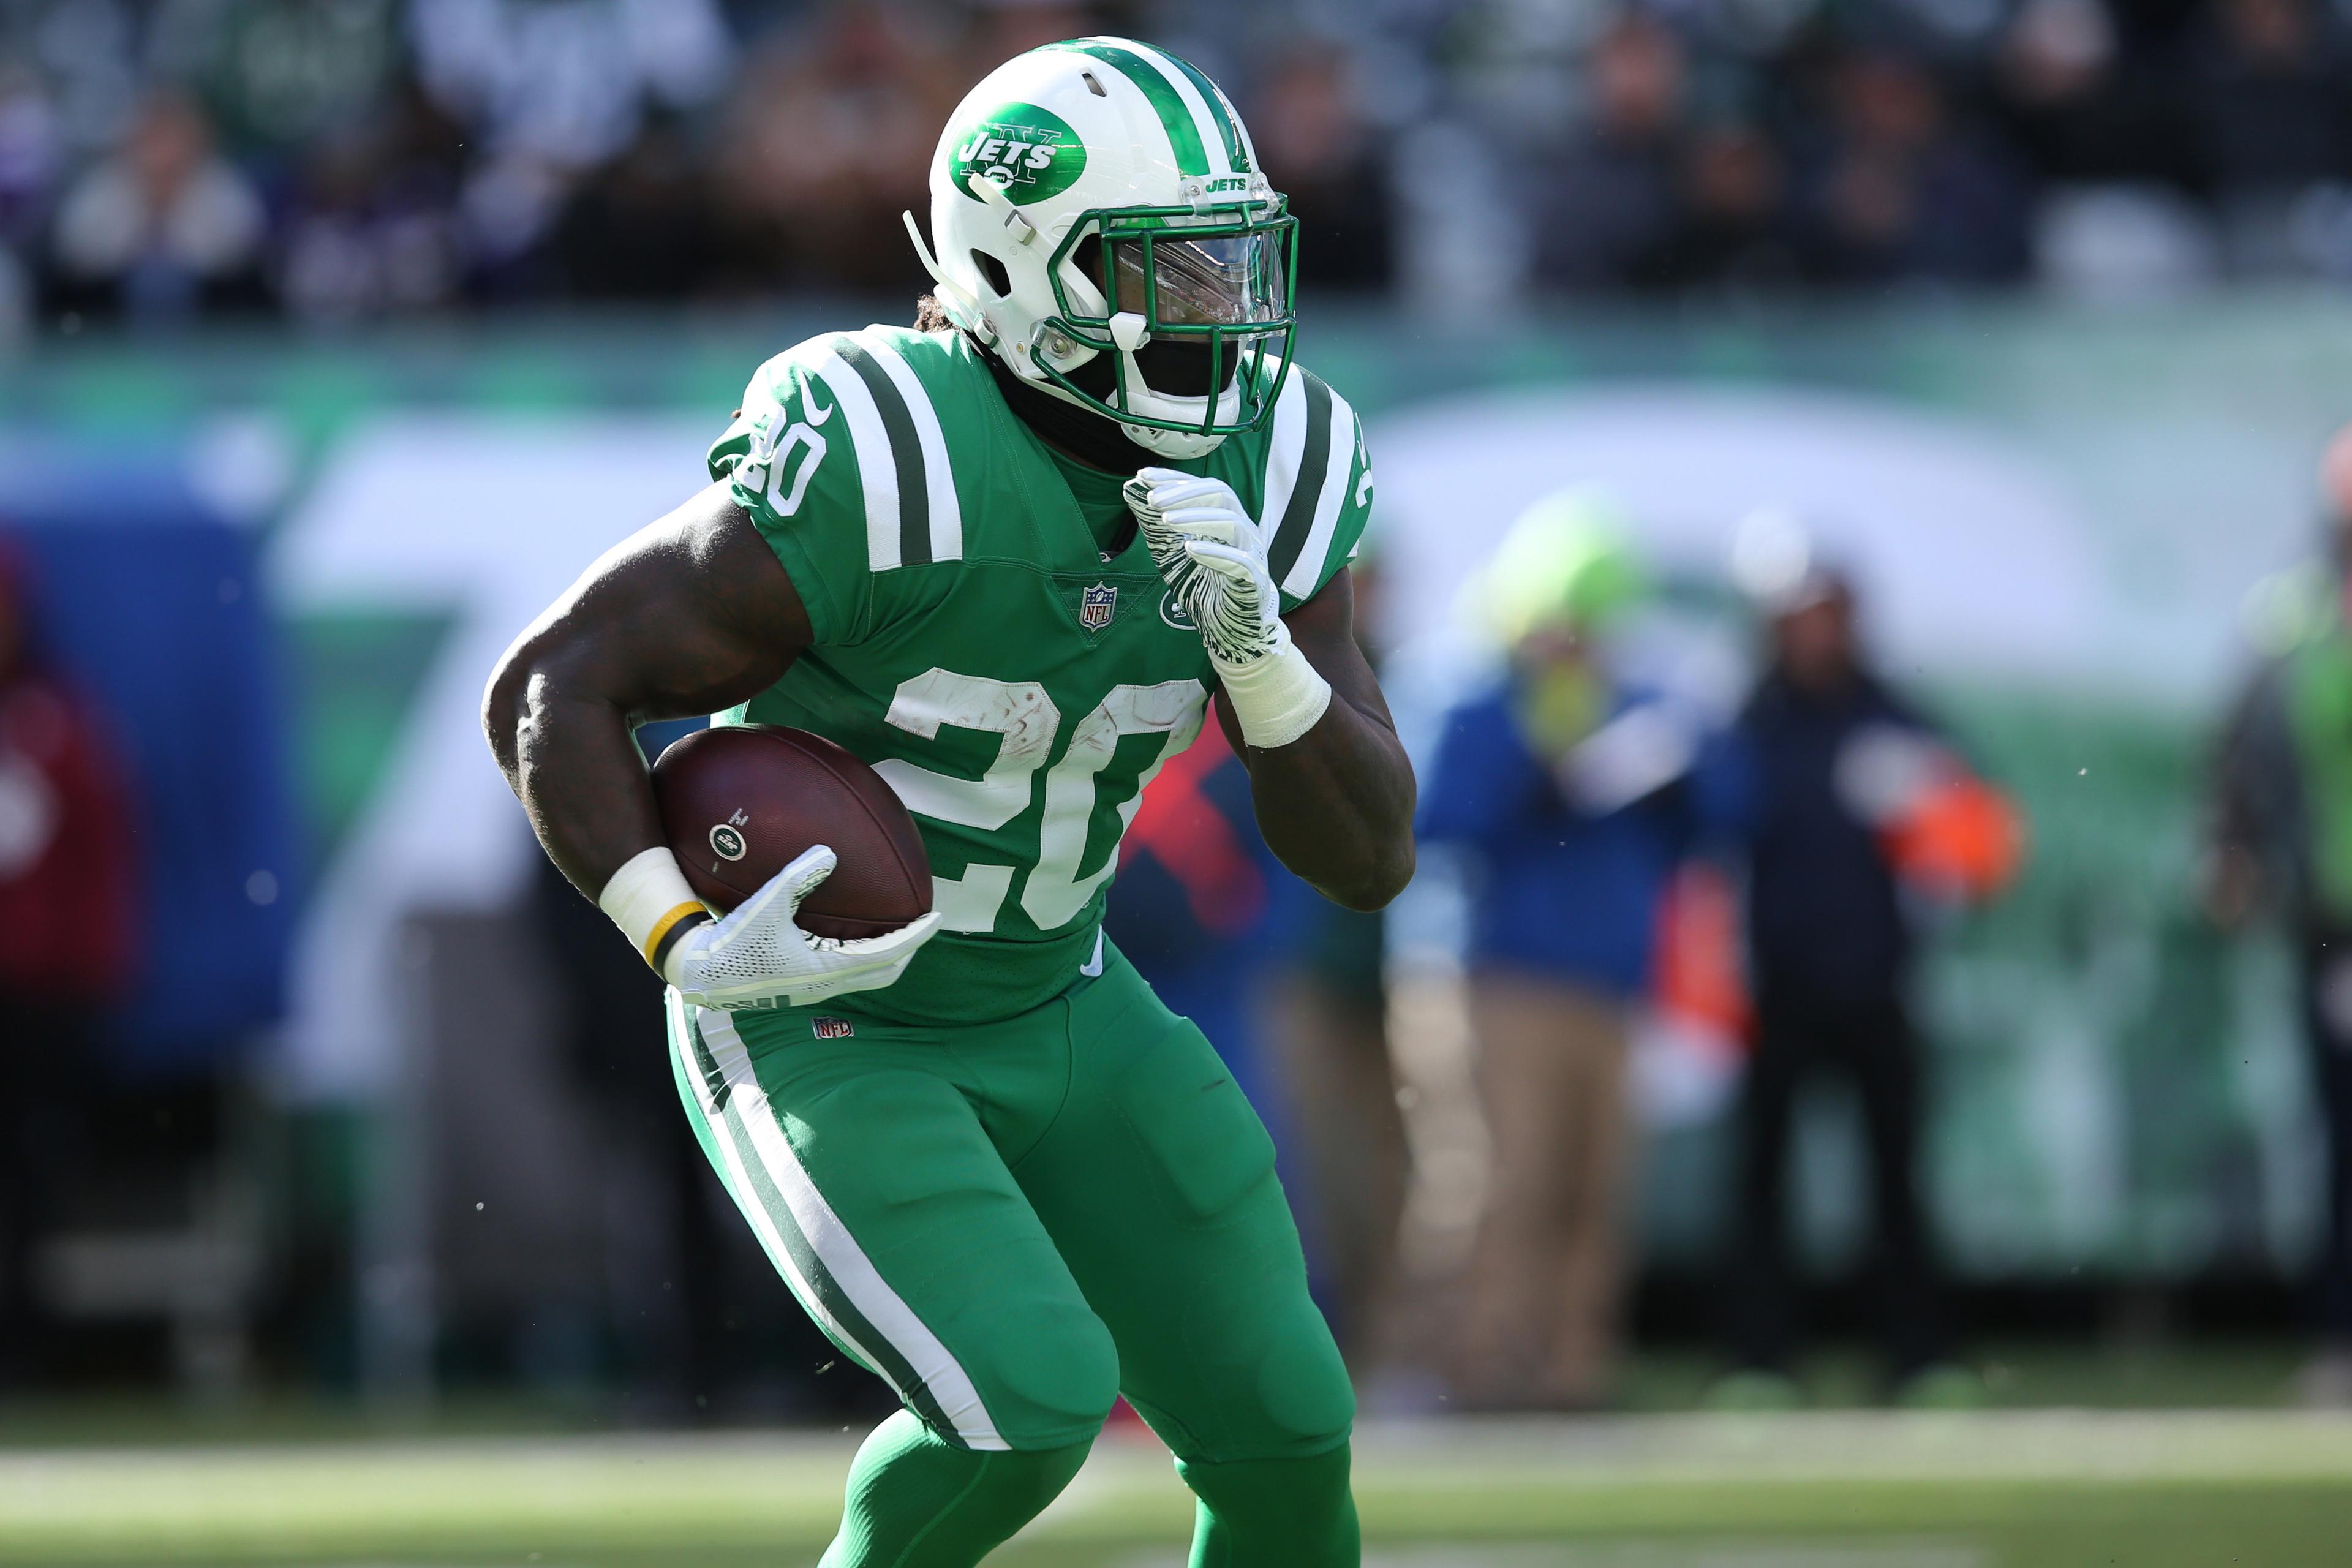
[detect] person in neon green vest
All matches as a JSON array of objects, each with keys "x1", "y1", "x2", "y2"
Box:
[{"x1": 2209, "y1": 424, "x2": 2352, "y2": 1408}]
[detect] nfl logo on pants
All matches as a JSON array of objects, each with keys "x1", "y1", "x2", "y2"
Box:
[
  {"x1": 812, "y1": 1017, "x2": 854, "y2": 1040},
  {"x1": 1079, "y1": 582, "x2": 1117, "y2": 633}
]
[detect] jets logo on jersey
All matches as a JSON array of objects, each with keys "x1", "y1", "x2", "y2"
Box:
[
  {"x1": 1079, "y1": 582, "x2": 1118, "y2": 632},
  {"x1": 950, "y1": 104, "x2": 1087, "y2": 205}
]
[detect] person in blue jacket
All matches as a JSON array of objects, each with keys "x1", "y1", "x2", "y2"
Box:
[{"x1": 1421, "y1": 500, "x2": 1744, "y2": 1409}]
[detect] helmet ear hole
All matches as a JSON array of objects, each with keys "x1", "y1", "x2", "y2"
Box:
[{"x1": 970, "y1": 249, "x2": 1011, "y2": 299}]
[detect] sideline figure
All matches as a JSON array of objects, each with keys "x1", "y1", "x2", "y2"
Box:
[
  {"x1": 2208, "y1": 424, "x2": 2352, "y2": 1408},
  {"x1": 1721, "y1": 558, "x2": 2017, "y2": 1406},
  {"x1": 1422, "y1": 506, "x2": 1744, "y2": 1409}
]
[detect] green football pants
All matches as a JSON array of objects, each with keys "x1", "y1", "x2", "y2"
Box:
[{"x1": 666, "y1": 938, "x2": 1358, "y2": 1565}]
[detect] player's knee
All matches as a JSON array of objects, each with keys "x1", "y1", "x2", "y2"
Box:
[
  {"x1": 1248, "y1": 1304, "x2": 1357, "y2": 1454},
  {"x1": 1177, "y1": 1444, "x2": 1359, "y2": 1564},
  {"x1": 956, "y1": 1297, "x2": 1119, "y2": 1451}
]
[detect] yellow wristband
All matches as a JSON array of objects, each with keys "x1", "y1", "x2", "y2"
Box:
[
  {"x1": 597, "y1": 848, "x2": 711, "y2": 976},
  {"x1": 642, "y1": 899, "x2": 712, "y2": 971}
]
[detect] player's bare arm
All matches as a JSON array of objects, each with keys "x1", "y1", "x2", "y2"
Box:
[
  {"x1": 1123, "y1": 466, "x2": 1412, "y2": 912},
  {"x1": 1213, "y1": 567, "x2": 1414, "y2": 911},
  {"x1": 483, "y1": 481, "x2": 807, "y2": 897},
  {"x1": 484, "y1": 484, "x2": 940, "y2": 1009}
]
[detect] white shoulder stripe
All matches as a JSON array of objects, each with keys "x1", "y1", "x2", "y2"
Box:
[
  {"x1": 1280, "y1": 386, "x2": 1360, "y2": 600},
  {"x1": 1257, "y1": 369, "x2": 1311, "y2": 541},
  {"x1": 691, "y1": 1004, "x2": 1008, "y2": 1450},
  {"x1": 852, "y1": 330, "x2": 964, "y2": 564},
  {"x1": 806, "y1": 344, "x2": 900, "y2": 572}
]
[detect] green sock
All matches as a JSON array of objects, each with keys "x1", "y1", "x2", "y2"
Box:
[
  {"x1": 818, "y1": 1408, "x2": 1093, "y2": 1568},
  {"x1": 1177, "y1": 1443, "x2": 1360, "y2": 1568}
]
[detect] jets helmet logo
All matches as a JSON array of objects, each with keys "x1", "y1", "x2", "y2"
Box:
[
  {"x1": 1079, "y1": 582, "x2": 1118, "y2": 632},
  {"x1": 950, "y1": 104, "x2": 1087, "y2": 206}
]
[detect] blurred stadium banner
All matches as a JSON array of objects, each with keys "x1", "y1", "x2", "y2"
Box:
[
  {"x1": 12, "y1": 294, "x2": 2340, "y2": 1286},
  {"x1": 0, "y1": 435, "x2": 296, "y2": 1073}
]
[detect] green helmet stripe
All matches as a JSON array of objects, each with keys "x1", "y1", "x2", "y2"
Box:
[
  {"x1": 1055, "y1": 40, "x2": 1210, "y2": 176},
  {"x1": 1160, "y1": 51, "x2": 1250, "y2": 173}
]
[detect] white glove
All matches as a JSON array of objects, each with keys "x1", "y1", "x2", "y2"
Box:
[
  {"x1": 668, "y1": 845, "x2": 942, "y2": 1011},
  {"x1": 1123, "y1": 468, "x2": 1283, "y2": 666},
  {"x1": 1124, "y1": 467, "x2": 1332, "y2": 748}
]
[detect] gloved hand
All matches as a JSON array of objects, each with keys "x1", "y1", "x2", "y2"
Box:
[
  {"x1": 1122, "y1": 468, "x2": 1284, "y2": 668},
  {"x1": 1122, "y1": 467, "x2": 1332, "y2": 750},
  {"x1": 668, "y1": 845, "x2": 941, "y2": 1011}
]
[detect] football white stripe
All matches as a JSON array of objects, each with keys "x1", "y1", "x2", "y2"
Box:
[
  {"x1": 697, "y1": 1006, "x2": 1008, "y2": 1450},
  {"x1": 853, "y1": 329, "x2": 964, "y2": 563},
  {"x1": 1281, "y1": 387, "x2": 1360, "y2": 600},
  {"x1": 1256, "y1": 369, "x2": 1310, "y2": 545},
  {"x1": 808, "y1": 344, "x2": 899, "y2": 573}
]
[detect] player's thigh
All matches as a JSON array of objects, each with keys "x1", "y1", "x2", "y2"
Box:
[
  {"x1": 667, "y1": 996, "x2": 1116, "y2": 1451},
  {"x1": 1015, "y1": 962, "x2": 1354, "y2": 1463}
]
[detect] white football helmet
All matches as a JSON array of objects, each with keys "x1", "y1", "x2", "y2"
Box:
[{"x1": 905, "y1": 37, "x2": 1297, "y2": 458}]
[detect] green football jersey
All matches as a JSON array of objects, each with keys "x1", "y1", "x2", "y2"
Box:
[{"x1": 704, "y1": 325, "x2": 1371, "y2": 1033}]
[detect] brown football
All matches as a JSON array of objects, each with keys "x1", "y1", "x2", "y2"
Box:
[{"x1": 650, "y1": 724, "x2": 932, "y2": 940}]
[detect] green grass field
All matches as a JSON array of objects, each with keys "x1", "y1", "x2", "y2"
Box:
[{"x1": 3, "y1": 1410, "x2": 2349, "y2": 1567}]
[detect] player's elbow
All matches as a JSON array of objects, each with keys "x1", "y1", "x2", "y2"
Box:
[
  {"x1": 481, "y1": 631, "x2": 559, "y2": 780},
  {"x1": 1323, "y1": 834, "x2": 1415, "y2": 913},
  {"x1": 481, "y1": 654, "x2": 526, "y2": 782}
]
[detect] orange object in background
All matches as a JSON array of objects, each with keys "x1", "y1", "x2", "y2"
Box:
[
  {"x1": 1652, "y1": 861, "x2": 1752, "y2": 1050},
  {"x1": 1646, "y1": 773, "x2": 2023, "y2": 1061},
  {"x1": 1881, "y1": 773, "x2": 2026, "y2": 902}
]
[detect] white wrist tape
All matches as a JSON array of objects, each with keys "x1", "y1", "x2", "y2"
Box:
[
  {"x1": 597, "y1": 846, "x2": 711, "y2": 984},
  {"x1": 1215, "y1": 627, "x2": 1333, "y2": 750}
]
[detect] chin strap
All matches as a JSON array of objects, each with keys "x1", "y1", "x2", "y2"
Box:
[
  {"x1": 902, "y1": 211, "x2": 997, "y2": 346},
  {"x1": 982, "y1": 344, "x2": 1164, "y2": 472},
  {"x1": 1123, "y1": 420, "x2": 1227, "y2": 459}
]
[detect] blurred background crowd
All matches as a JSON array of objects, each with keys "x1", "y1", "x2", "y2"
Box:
[
  {"x1": 4, "y1": 0, "x2": 2352, "y2": 337},
  {"x1": 7, "y1": 0, "x2": 2352, "y2": 1439}
]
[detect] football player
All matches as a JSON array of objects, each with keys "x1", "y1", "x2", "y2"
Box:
[{"x1": 485, "y1": 38, "x2": 1414, "y2": 1566}]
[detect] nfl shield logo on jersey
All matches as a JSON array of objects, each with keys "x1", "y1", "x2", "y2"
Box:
[
  {"x1": 812, "y1": 1017, "x2": 854, "y2": 1040},
  {"x1": 1079, "y1": 582, "x2": 1118, "y2": 633}
]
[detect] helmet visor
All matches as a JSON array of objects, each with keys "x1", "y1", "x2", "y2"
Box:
[
  {"x1": 1110, "y1": 232, "x2": 1288, "y2": 327},
  {"x1": 1041, "y1": 198, "x2": 1300, "y2": 437}
]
